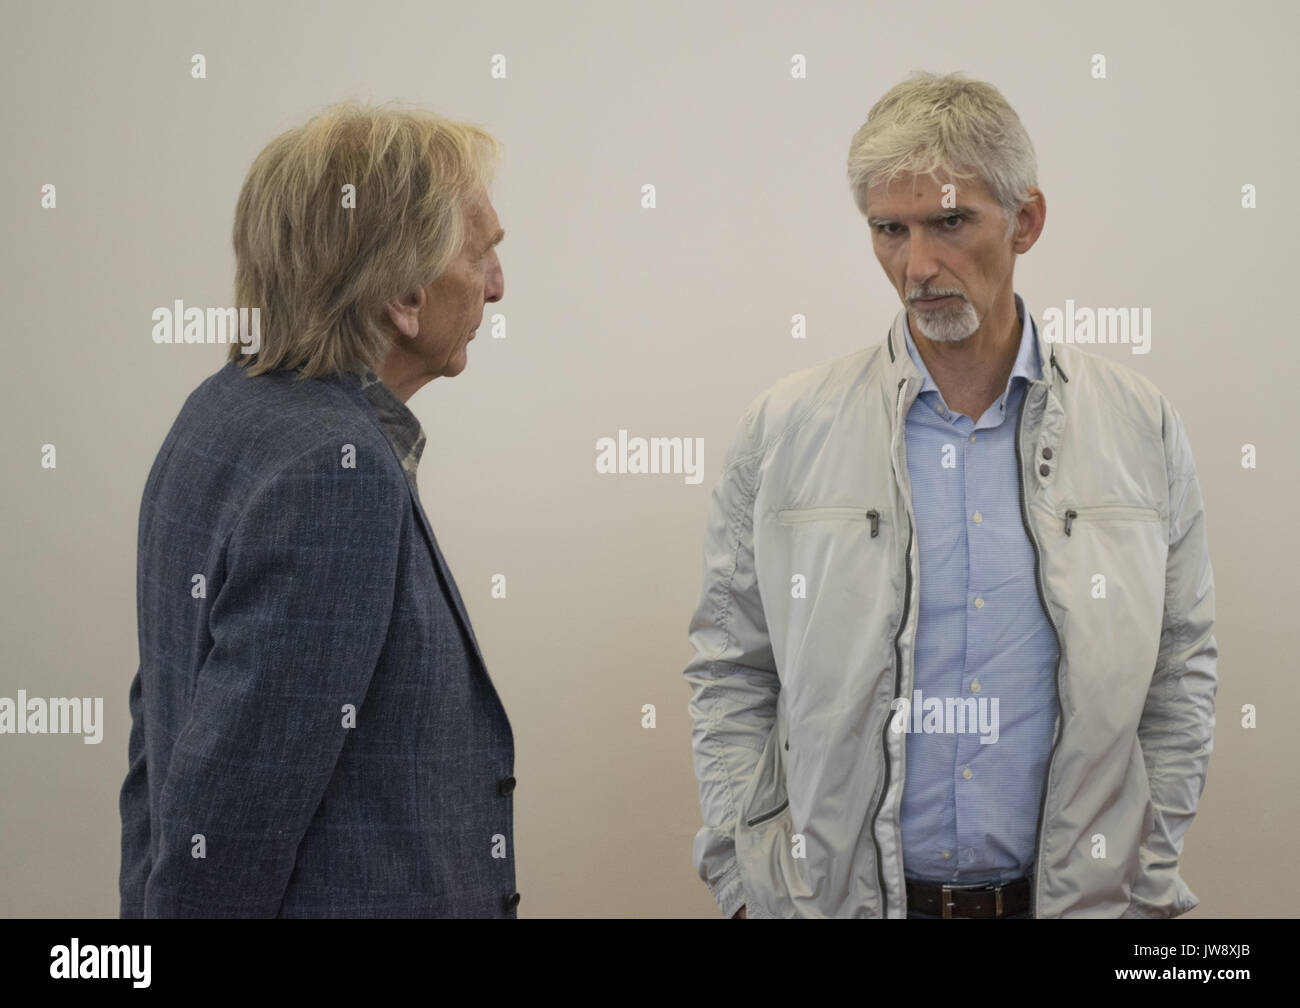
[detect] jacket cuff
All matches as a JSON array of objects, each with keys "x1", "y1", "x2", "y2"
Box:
[
  {"x1": 1121, "y1": 870, "x2": 1199, "y2": 918},
  {"x1": 709, "y1": 864, "x2": 747, "y2": 918}
]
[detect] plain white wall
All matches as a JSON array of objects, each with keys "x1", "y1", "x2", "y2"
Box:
[{"x1": 1, "y1": 0, "x2": 1295, "y2": 916}]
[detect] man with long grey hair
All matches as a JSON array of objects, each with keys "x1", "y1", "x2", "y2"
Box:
[
  {"x1": 685, "y1": 71, "x2": 1216, "y2": 918},
  {"x1": 120, "y1": 101, "x2": 517, "y2": 917}
]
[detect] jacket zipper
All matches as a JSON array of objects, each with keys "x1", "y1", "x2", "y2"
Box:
[
  {"x1": 745, "y1": 798, "x2": 790, "y2": 828},
  {"x1": 873, "y1": 378, "x2": 913, "y2": 918},
  {"x1": 1063, "y1": 504, "x2": 1159, "y2": 536},
  {"x1": 1015, "y1": 385, "x2": 1065, "y2": 920}
]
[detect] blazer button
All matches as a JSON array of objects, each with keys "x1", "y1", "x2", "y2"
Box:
[
  {"x1": 503, "y1": 891, "x2": 521, "y2": 912},
  {"x1": 1039, "y1": 463, "x2": 1051, "y2": 476},
  {"x1": 497, "y1": 776, "x2": 516, "y2": 796},
  {"x1": 1041, "y1": 447, "x2": 1053, "y2": 460}
]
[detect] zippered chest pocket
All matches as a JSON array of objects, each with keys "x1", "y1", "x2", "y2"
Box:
[
  {"x1": 764, "y1": 503, "x2": 899, "y2": 677},
  {"x1": 777, "y1": 506, "x2": 888, "y2": 537},
  {"x1": 1062, "y1": 504, "x2": 1159, "y2": 536}
]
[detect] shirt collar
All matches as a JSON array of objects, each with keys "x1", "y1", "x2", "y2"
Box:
[
  {"x1": 358, "y1": 370, "x2": 426, "y2": 482},
  {"x1": 901, "y1": 292, "x2": 1042, "y2": 401}
]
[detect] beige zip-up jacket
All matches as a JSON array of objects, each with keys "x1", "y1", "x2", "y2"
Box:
[{"x1": 685, "y1": 303, "x2": 1218, "y2": 918}]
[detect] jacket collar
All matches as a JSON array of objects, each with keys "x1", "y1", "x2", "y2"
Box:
[{"x1": 884, "y1": 292, "x2": 1069, "y2": 394}]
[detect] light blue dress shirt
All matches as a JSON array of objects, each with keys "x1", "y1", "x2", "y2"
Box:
[{"x1": 898, "y1": 293, "x2": 1060, "y2": 885}]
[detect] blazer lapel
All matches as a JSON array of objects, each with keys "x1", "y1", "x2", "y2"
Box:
[
  {"x1": 406, "y1": 484, "x2": 489, "y2": 673},
  {"x1": 339, "y1": 372, "x2": 490, "y2": 673}
]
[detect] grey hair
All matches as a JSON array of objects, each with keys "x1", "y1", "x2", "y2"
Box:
[{"x1": 847, "y1": 71, "x2": 1037, "y2": 241}]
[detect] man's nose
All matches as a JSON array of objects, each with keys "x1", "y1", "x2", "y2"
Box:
[
  {"x1": 485, "y1": 259, "x2": 504, "y2": 303},
  {"x1": 904, "y1": 230, "x2": 941, "y2": 289}
]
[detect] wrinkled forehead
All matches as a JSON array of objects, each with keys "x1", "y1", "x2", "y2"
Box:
[{"x1": 865, "y1": 170, "x2": 995, "y2": 214}]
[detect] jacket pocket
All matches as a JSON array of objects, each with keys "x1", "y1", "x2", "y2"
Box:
[
  {"x1": 777, "y1": 506, "x2": 887, "y2": 537},
  {"x1": 745, "y1": 797, "x2": 789, "y2": 828},
  {"x1": 737, "y1": 724, "x2": 789, "y2": 831},
  {"x1": 733, "y1": 725, "x2": 810, "y2": 917},
  {"x1": 1063, "y1": 504, "x2": 1159, "y2": 536},
  {"x1": 738, "y1": 801, "x2": 812, "y2": 918},
  {"x1": 1056, "y1": 500, "x2": 1167, "y2": 705}
]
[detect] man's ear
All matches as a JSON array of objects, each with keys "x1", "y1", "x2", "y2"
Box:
[{"x1": 384, "y1": 285, "x2": 426, "y2": 339}]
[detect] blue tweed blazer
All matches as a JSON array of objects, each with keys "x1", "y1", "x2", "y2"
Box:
[{"x1": 120, "y1": 362, "x2": 516, "y2": 917}]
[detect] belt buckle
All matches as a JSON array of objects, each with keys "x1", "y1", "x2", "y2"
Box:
[{"x1": 941, "y1": 882, "x2": 1003, "y2": 919}]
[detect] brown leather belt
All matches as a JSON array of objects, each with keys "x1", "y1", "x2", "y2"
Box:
[{"x1": 905, "y1": 876, "x2": 1031, "y2": 918}]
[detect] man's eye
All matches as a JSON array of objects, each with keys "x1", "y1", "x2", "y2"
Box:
[{"x1": 942, "y1": 215, "x2": 963, "y2": 228}]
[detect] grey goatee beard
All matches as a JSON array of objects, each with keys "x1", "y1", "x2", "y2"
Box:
[{"x1": 912, "y1": 296, "x2": 980, "y2": 343}]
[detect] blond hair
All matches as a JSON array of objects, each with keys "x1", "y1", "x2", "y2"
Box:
[
  {"x1": 229, "y1": 100, "x2": 501, "y2": 377},
  {"x1": 847, "y1": 72, "x2": 1036, "y2": 241}
]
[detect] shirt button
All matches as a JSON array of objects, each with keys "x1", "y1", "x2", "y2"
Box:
[
  {"x1": 497, "y1": 776, "x2": 516, "y2": 797},
  {"x1": 1042, "y1": 447, "x2": 1053, "y2": 460},
  {"x1": 971, "y1": 680, "x2": 981, "y2": 693},
  {"x1": 503, "y1": 891, "x2": 521, "y2": 912},
  {"x1": 972, "y1": 511, "x2": 982, "y2": 524},
  {"x1": 1039, "y1": 463, "x2": 1051, "y2": 476},
  {"x1": 962, "y1": 768, "x2": 973, "y2": 780},
  {"x1": 942, "y1": 850, "x2": 952, "y2": 859},
  {"x1": 974, "y1": 597, "x2": 984, "y2": 609},
  {"x1": 969, "y1": 433, "x2": 977, "y2": 443}
]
